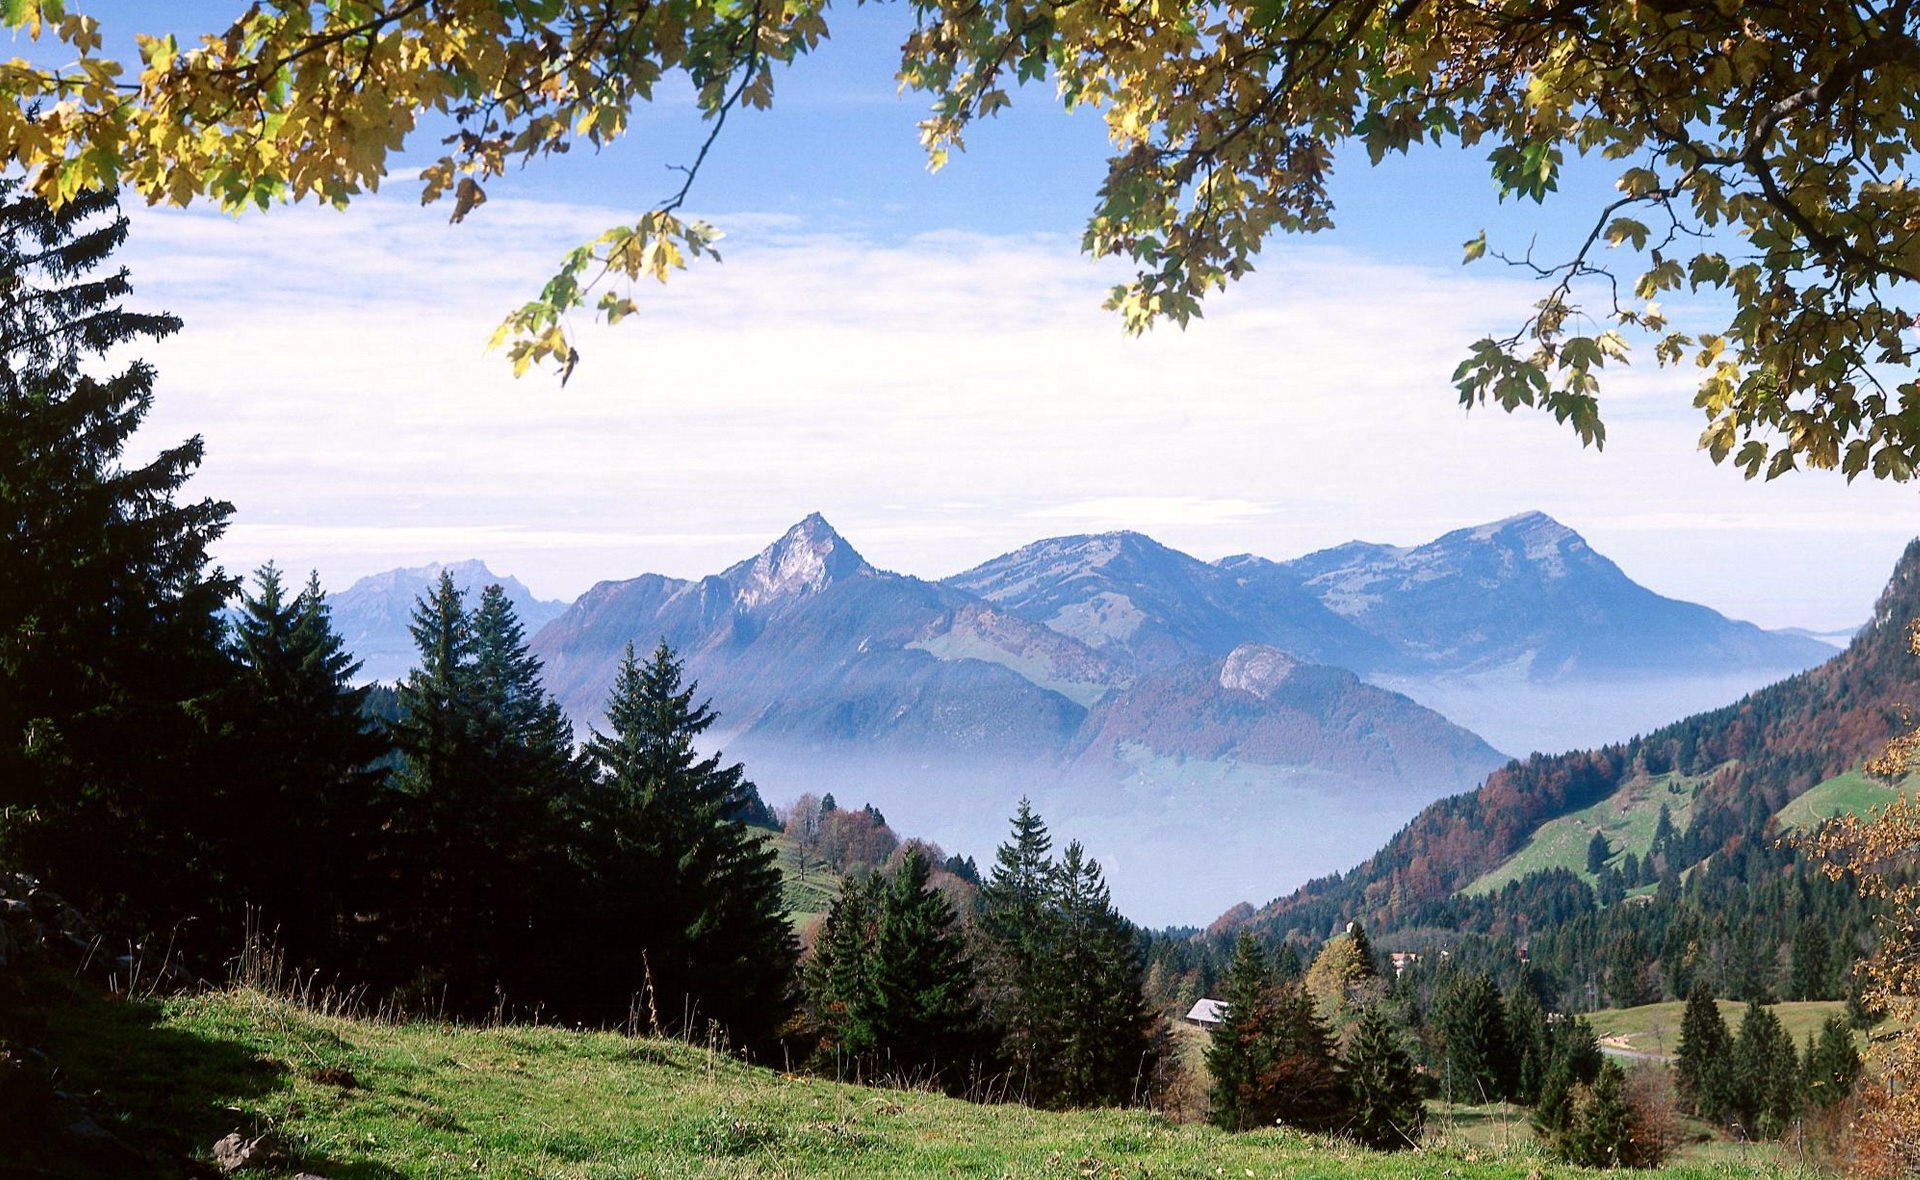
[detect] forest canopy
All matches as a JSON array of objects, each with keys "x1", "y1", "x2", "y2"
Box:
[{"x1": 5, "y1": 2, "x2": 1920, "y2": 479}]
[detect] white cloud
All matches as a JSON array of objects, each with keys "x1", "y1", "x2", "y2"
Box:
[{"x1": 115, "y1": 193, "x2": 1917, "y2": 630}]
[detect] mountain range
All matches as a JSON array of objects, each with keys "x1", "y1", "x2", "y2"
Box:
[
  {"x1": 321, "y1": 512, "x2": 1837, "y2": 923},
  {"x1": 329, "y1": 559, "x2": 569, "y2": 683}
]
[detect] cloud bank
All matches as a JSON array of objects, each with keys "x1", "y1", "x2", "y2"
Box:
[{"x1": 118, "y1": 193, "x2": 1915, "y2": 630}]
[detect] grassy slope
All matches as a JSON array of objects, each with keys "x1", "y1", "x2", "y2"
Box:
[
  {"x1": 1774, "y1": 769, "x2": 1906, "y2": 832},
  {"x1": 1584, "y1": 999, "x2": 1849, "y2": 1060},
  {"x1": 1463, "y1": 770, "x2": 1711, "y2": 896},
  {"x1": 1465, "y1": 761, "x2": 1908, "y2": 899},
  {"x1": 769, "y1": 830, "x2": 841, "y2": 932},
  {"x1": 27, "y1": 981, "x2": 1807, "y2": 1180}
]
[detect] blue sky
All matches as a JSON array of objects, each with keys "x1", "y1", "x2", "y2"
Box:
[{"x1": 27, "y1": 4, "x2": 1920, "y2": 629}]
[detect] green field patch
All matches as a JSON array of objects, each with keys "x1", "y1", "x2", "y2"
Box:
[
  {"x1": 1775, "y1": 769, "x2": 1907, "y2": 832},
  {"x1": 1584, "y1": 998, "x2": 1850, "y2": 1060},
  {"x1": 1463, "y1": 769, "x2": 1716, "y2": 896}
]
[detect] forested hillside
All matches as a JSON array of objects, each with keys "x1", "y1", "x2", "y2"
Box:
[{"x1": 1239, "y1": 538, "x2": 1920, "y2": 943}]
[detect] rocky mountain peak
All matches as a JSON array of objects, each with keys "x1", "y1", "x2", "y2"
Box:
[
  {"x1": 725, "y1": 513, "x2": 877, "y2": 610},
  {"x1": 1218, "y1": 643, "x2": 1301, "y2": 699}
]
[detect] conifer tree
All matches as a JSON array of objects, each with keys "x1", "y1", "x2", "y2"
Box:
[
  {"x1": 1531, "y1": 1056, "x2": 1577, "y2": 1143},
  {"x1": 1257, "y1": 975, "x2": 1349, "y2": 1134},
  {"x1": 981, "y1": 799, "x2": 1057, "y2": 1085},
  {"x1": 1586, "y1": 831, "x2": 1613, "y2": 874},
  {"x1": 806, "y1": 871, "x2": 885, "y2": 1065},
  {"x1": 585, "y1": 641, "x2": 795, "y2": 1046},
  {"x1": 1206, "y1": 933, "x2": 1347, "y2": 1133},
  {"x1": 1566, "y1": 1062, "x2": 1634, "y2": 1167},
  {"x1": 1434, "y1": 971, "x2": 1513, "y2": 1104},
  {"x1": 223, "y1": 564, "x2": 389, "y2": 966},
  {"x1": 1803, "y1": 1013, "x2": 1862, "y2": 1110},
  {"x1": 1788, "y1": 919, "x2": 1835, "y2": 1001},
  {"x1": 0, "y1": 182, "x2": 235, "y2": 936},
  {"x1": 1208, "y1": 933, "x2": 1281, "y2": 1132},
  {"x1": 1045, "y1": 841, "x2": 1161, "y2": 1108},
  {"x1": 865, "y1": 846, "x2": 983, "y2": 1086},
  {"x1": 1606, "y1": 931, "x2": 1652, "y2": 1008},
  {"x1": 1729, "y1": 1000, "x2": 1799, "y2": 1138},
  {"x1": 1342, "y1": 1005, "x2": 1425, "y2": 1150},
  {"x1": 1675, "y1": 986, "x2": 1732, "y2": 1119},
  {"x1": 1505, "y1": 985, "x2": 1553, "y2": 1105}
]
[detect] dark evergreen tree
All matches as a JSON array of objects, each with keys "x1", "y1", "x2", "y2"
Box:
[
  {"x1": 0, "y1": 183, "x2": 236, "y2": 939},
  {"x1": 1505, "y1": 985, "x2": 1553, "y2": 1104},
  {"x1": 1548, "y1": 1014, "x2": 1604, "y2": 1086},
  {"x1": 585, "y1": 641, "x2": 796, "y2": 1047},
  {"x1": 1347, "y1": 921, "x2": 1378, "y2": 981},
  {"x1": 1674, "y1": 985, "x2": 1732, "y2": 1119},
  {"x1": 1802, "y1": 1013, "x2": 1861, "y2": 1111},
  {"x1": 1728, "y1": 999, "x2": 1798, "y2": 1138},
  {"x1": 981, "y1": 798, "x2": 1056, "y2": 1086},
  {"x1": 1206, "y1": 933, "x2": 1347, "y2": 1133},
  {"x1": 1208, "y1": 933, "x2": 1280, "y2": 1132},
  {"x1": 1434, "y1": 971, "x2": 1513, "y2": 1104},
  {"x1": 865, "y1": 846, "x2": 983, "y2": 1086},
  {"x1": 222, "y1": 565, "x2": 389, "y2": 966},
  {"x1": 1563, "y1": 1062, "x2": 1633, "y2": 1167},
  {"x1": 1787, "y1": 918, "x2": 1835, "y2": 1001},
  {"x1": 1253, "y1": 976, "x2": 1349, "y2": 1133},
  {"x1": 806, "y1": 871, "x2": 884, "y2": 1065},
  {"x1": 1586, "y1": 830, "x2": 1612, "y2": 875},
  {"x1": 1530, "y1": 1056, "x2": 1577, "y2": 1142},
  {"x1": 1651, "y1": 803, "x2": 1676, "y2": 855},
  {"x1": 1605, "y1": 931, "x2": 1652, "y2": 1009},
  {"x1": 1044, "y1": 841, "x2": 1162, "y2": 1108},
  {"x1": 1342, "y1": 1005, "x2": 1424, "y2": 1150}
]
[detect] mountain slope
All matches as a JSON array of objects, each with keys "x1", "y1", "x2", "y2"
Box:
[
  {"x1": 1280, "y1": 511, "x2": 1835, "y2": 679},
  {"x1": 330, "y1": 559, "x2": 569, "y2": 683},
  {"x1": 946, "y1": 513, "x2": 1834, "y2": 754},
  {"x1": 945, "y1": 530, "x2": 1390, "y2": 671},
  {"x1": 1074, "y1": 643, "x2": 1503, "y2": 790},
  {"x1": 1237, "y1": 538, "x2": 1920, "y2": 939}
]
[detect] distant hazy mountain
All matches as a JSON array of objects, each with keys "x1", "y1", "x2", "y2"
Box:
[
  {"x1": 330, "y1": 559, "x2": 569, "y2": 683},
  {"x1": 1277, "y1": 511, "x2": 1833, "y2": 679},
  {"x1": 952, "y1": 511, "x2": 1836, "y2": 754},
  {"x1": 948, "y1": 531, "x2": 1392, "y2": 671},
  {"x1": 529, "y1": 516, "x2": 1504, "y2": 923}
]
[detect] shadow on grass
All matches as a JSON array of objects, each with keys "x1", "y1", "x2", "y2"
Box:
[{"x1": 7, "y1": 969, "x2": 401, "y2": 1179}]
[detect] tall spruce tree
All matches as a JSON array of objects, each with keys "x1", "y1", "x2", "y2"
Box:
[
  {"x1": 1788, "y1": 919, "x2": 1835, "y2": 1001},
  {"x1": 1342, "y1": 1005, "x2": 1425, "y2": 1150},
  {"x1": 1729, "y1": 1000, "x2": 1800, "y2": 1138},
  {"x1": 222, "y1": 565, "x2": 389, "y2": 967},
  {"x1": 1434, "y1": 971, "x2": 1513, "y2": 1104},
  {"x1": 0, "y1": 183, "x2": 236, "y2": 937},
  {"x1": 1803, "y1": 1013, "x2": 1862, "y2": 1110},
  {"x1": 981, "y1": 798, "x2": 1057, "y2": 1087},
  {"x1": 387, "y1": 575, "x2": 592, "y2": 1010},
  {"x1": 1208, "y1": 933, "x2": 1280, "y2": 1131},
  {"x1": 1675, "y1": 985, "x2": 1732, "y2": 1119},
  {"x1": 1207, "y1": 933, "x2": 1347, "y2": 1133},
  {"x1": 1045, "y1": 841, "x2": 1161, "y2": 1108},
  {"x1": 864, "y1": 846, "x2": 983, "y2": 1086},
  {"x1": 585, "y1": 641, "x2": 794, "y2": 1047},
  {"x1": 806, "y1": 871, "x2": 885, "y2": 1066},
  {"x1": 1506, "y1": 985, "x2": 1553, "y2": 1105}
]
